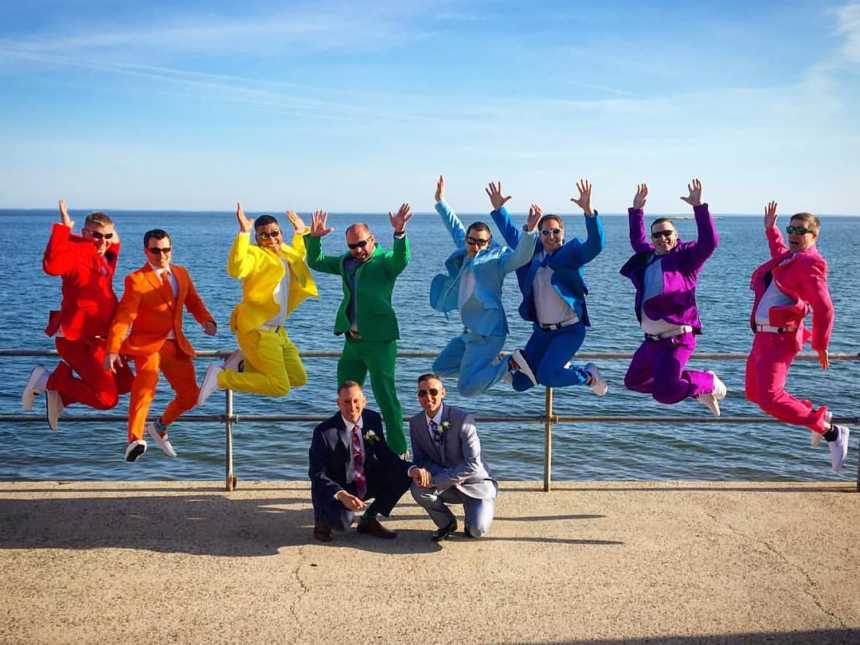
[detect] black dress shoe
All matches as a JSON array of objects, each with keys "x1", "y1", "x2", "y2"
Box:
[
  {"x1": 313, "y1": 520, "x2": 333, "y2": 542},
  {"x1": 356, "y1": 517, "x2": 397, "y2": 539},
  {"x1": 431, "y1": 518, "x2": 458, "y2": 542}
]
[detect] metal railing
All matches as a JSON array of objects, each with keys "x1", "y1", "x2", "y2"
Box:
[{"x1": 1, "y1": 349, "x2": 858, "y2": 492}]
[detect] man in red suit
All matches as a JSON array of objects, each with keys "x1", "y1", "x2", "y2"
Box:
[
  {"x1": 745, "y1": 202, "x2": 849, "y2": 471},
  {"x1": 106, "y1": 229, "x2": 216, "y2": 462},
  {"x1": 22, "y1": 200, "x2": 133, "y2": 430}
]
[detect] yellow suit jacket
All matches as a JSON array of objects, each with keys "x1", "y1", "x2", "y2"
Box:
[{"x1": 228, "y1": 230, "x2": 318, "y2": 334}]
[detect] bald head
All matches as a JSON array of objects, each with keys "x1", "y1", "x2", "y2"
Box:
[{"x1": 345, "y1": 222, "x2": 375, "y2": 262}]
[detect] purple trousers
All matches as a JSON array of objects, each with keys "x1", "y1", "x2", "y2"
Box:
[{"x1": 624, "y1": 332, "x2": 715, "y2": 404}]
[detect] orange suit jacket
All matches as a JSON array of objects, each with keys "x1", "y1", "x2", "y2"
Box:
[{"x1": 108, "y1": 263, "x2": 214, "y2": 357}]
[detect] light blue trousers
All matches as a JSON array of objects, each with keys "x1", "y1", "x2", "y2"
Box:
[
  {"x1": 432, "y1": 331, "x2": 508, "y2": 397},
  {"x1": 410, "y1": 482, "x2": 495, "y2": 537}
]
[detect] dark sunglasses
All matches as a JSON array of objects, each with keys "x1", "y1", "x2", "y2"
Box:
[
  {"x1": 541, "y1": 229, "x2": 562, "y2": 237},
  {"x1": 86, "y1": 230, "x2": 114, "y2": 240},
  {"x1": 786, "y1": 225, "x2": 814, "y2": 235},
  {"x1": 466, "y1": 236, "x2": 490, "y2": 247},
  {"x1": 651, "y1": 230, "x2": 674, "y2": 239},
  {"x1": 147, "y1": 247, "x2": 171, "y2": 255},
  {"x1": 257, "y1": 229, "x2": 281, "y2": 240},
  {"x1": 348, "y1": 238, "x2": 372, "y2": 250},
  {"x1": 418, "y1": 388, "x2": 440, "y2": 398}
]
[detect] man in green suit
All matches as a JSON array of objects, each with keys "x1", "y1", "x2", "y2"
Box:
[{"x1": 305, "y1": 204, "x2": 412, "y2": 454}]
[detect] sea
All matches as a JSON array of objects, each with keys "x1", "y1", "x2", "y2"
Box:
[{"x1": 0, "y1": 209, "x2": 857, "y2": 482}]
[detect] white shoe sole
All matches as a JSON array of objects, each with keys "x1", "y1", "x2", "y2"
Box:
[
  {"x1": 22, "y1": 366, "x2": 48, "y2": 411},
  {"x1": 197, "y1": 365, "x2": 222, "y2": 406},
  {"x1": 146, "y1": 423, "x2": 177, "y2": 458},
  {"x1": 511, "y1": 350, "x2": 537, "y2": 386}
]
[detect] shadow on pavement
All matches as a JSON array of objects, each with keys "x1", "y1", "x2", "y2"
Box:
[{"x1": 531, "y1": 629, "x2": 860, "y2": 644}]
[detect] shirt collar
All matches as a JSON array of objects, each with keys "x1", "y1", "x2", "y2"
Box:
[
  {"x1": 149, "y1": 263, "x2": 171, "y2": 276},
  {"x1": 341, "y1": 414, "x2": 362, "y2": 433}
]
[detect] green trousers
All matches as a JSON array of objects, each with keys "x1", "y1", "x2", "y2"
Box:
[{"x1": 337, "y1": 336, "x2": 405, "y2": 454}]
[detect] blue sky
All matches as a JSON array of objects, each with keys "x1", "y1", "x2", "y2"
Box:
[{"x1": 1, "y1": 1, "x2": 858, "y2": 214}]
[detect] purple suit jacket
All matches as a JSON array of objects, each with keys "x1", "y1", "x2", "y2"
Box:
[{"x1": 619, "y1": 204, "x2": 718, "y2": 334}]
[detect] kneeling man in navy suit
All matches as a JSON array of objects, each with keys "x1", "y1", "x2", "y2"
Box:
[
  {"x1": 309, "y1": 380, "x2": 430, "y2": 542},
  {"x1": 409, "y1": 373, "x2": 498, "y2": 541}
]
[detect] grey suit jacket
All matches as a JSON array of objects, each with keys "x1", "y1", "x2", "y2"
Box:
[{"x1": 409, "y1": 404, "x2": 497, "y2": 501}]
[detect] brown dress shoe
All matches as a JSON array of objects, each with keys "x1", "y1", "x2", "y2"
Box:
[
  {"x1": 313, "y1": 519, "x2": 333, "y2": 542},
  {"x1": 356, "y1": 517, "x2": 397, "y2": 539}
]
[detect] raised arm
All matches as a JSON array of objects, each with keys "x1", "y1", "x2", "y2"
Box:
[
  {"x1": 763, "y1": 201, "x2": 789, "y2": 258},
  {"x1": 678, "y1": 178, "x2": 718, "y2": 271},
  {"x1": 500, "y1": 205, "x2": 540, "y2": 274},
  {"x1": 304, "y1": 211, "x2": 343, "y2": 275},
  {"x1": 487, "y1": 178, "x2": 522, "y2": 248},
  {"x1": 42, "y1": 200, "x2": 81, "y2": 276},
  {"x1": 628, "y1": 184, "x2": 652, "y2": 253},
  {"x1": 568, "y1": 179, "x2": 605, "y2": 264},
  {"x1": 382, "y1": 203, "x2": 412, "y2": 277},
  {"x1": 226, "y1": 203, "x2": 259, "y2": 279},
  {"x1": 435, "y1": 199, "x2": 467, "y2": 248}
]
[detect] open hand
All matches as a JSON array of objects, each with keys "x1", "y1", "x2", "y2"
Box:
[
  {"x1": 336, "y1": 491, "x2": 367, "y2": 511},
  {"x1": 485, "y1": 181, "x2": 512, "y2": 211},
  {"x1": 571, "y1": 179, "x2": 594, "y2": 216},
  {"x1": 389, "y1": 203, "x2": 412, "y2": 234},
  {"x1": 310, "y1": 210, "x2": 334, "y2": 237},
  {"x1": 435, "y1": 175, "x2": 445, "y2": 202},
  {"x1": 764, "y1": 201, "x2": 778, "y2": 230},
  {"x1": 58, "y1": 199, "x2": 74, "y2": 229},
  {"x1": 286, "y1": 210, "x2": 305, "y2": 232},
  {"x1": 680, "y1": 178, "x2": 703, "y2": 207},
  {"x1": 633, "y1": 184, "x2": 648, "y2": 210},
  {"x1": 236, "y1": 202, "x2": 251, "y2": 233},
  {"x1": 104, "y1": 353, "x2": 124, "y2": 374},
  {"x1": 527, "y1": 203, "x2": 542, "y2": 232}
]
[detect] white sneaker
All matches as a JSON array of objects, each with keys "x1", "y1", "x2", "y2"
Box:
[
  {"x1": 223, "y1": 350, "x2": 244, "y2": 372},
  {"x1": 697, "y1": 371, "x2": 726, "y2": 417},
  {"x1": 708, "y1": 371, "x2": 727, "y2": 401},
  {"x1": 813, "y1": 411, "x2": 833, "y2": 448},
  {"x1": 46, "y1": 390, "x2": 64, "y2": 431},
  {"x1": 585, "y1": 363, "x2": 608, "y2": 396},
  {"x1": 828, "y1": 425, "x2": 850, "y2": 472},
  {"x1": 124, "y1": 439, "x2": 147, "y2": 462},
  {"x1": 197, "y1": 364, "x2": 223, "y2": 405},
  {"x1": 22, "y1": 366, "x2": 49, "y2": 411},
  {"x1": 146, "y1": 422, "x2": 177, "y2": 458},
  {"x1": 510, "y1": 349, "x2": 537, "y2": 386}
]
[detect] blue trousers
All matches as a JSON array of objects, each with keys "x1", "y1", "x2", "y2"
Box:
[
  {"x1": 410, "y1": 483, "x2": 495, "y2": 537},
  {"x1": 512, "y1": 322, "x2": 589, "y2": 392},
  {"x1": 433, "y1": 331, "x2": 508, "y2": 397}
]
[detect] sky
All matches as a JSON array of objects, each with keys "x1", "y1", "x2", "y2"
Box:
[{"x1": 1, "y1": 0, "x2": 858, "y2": 214}]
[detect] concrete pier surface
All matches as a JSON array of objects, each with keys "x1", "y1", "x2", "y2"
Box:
[{"x1": 1, "y1": 480, "x2": 858, "y2": 645}]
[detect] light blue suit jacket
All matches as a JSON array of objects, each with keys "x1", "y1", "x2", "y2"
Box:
[{"x1": 429, "y1": 201, "x2": 537, "y2": 337}]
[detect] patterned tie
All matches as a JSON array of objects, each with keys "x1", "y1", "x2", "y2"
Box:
[
  {"x1": 161, "y1": 272, "x2": 174, "y2": 303},
  {"x1": 351, "y1": 424, "x2": 367, "y2": 499},
  {"x1": 430, "y1": 420, "x2": 444, "y2": 444}
]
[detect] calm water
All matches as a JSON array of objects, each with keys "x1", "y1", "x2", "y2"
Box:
[{"x1": 1, "y1": 209, "x2": 857, "y2": 482}]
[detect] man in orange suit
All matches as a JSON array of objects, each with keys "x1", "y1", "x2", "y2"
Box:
[
  {"x1": 22, "y1": 200, "x2": 134, "y2": 430},
  {"x1": 106, "y1": 229, "x2": 217, "y2": 462}
]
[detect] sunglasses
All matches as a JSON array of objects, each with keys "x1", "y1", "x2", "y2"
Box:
[
  {"x1": 541, "y1": 229, "x2": 562, "y2": 237},
  {"x1": 466, "y1": 236, "x2": 490, "y2": 248},
  {"x1": 418, "y1": 388, "x2": 440, "y2": 398},
  {"x1": 786, "y1": 225, "x2": 814, "y2": 235},
  {"x1": 257, "y1": 229, "x2": 281, "y2": 240},
  {"x1": 651, "y1": 230, "x2": 674, "y2": 239},
  {"x1": 348, "y1": 238, "x2": 372, "y2": 250},
  {"x1": 147, "y1": 247, "x2": 171, "y2": 255},
  {"x1": 86, "y1": 230, "x2": 114, "y2": 240}
]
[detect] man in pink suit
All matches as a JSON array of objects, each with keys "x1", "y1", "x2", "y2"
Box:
[{"x1": 745, "y1": 202, "x2": 849, "y2": 471}]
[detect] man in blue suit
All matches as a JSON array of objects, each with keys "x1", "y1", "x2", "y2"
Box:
[
  {"x1": 430, "y1": 177, "x2": 538, "y2": 396},
  {"x1": 492, "y1": 179, "x2": 608, "y2": 395}
]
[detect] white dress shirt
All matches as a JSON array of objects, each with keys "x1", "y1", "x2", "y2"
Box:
[
  {"x1": 640, "y1": 256, "x2": 685, "y2": 336},
  {"x1": 532, "y1": 257, "x2": 577, "y2": 326},
  {"x1": 262, "y1": 258, "x2": 291, "y2": 330},
  {"x1": 150, "y1": 263, "x2": 178, "y2": 339}
]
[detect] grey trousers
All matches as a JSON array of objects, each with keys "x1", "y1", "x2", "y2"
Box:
[{"x1": 410, "y1": 482, "x2": 495, "y2": 537}]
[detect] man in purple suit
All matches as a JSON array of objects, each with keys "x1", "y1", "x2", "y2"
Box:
[{"x1": 620, "y1": 179, "x2": 727, "y2": 415}]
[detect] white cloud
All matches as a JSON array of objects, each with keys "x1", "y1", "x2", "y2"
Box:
[{"x1": 834, "y1": 2, "x2": 860, "y2": 63}]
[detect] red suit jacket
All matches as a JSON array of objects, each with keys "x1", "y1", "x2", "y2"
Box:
[
  {"x1": 108, "y1": 264, "x2": 214, "y2": 357},
  {"x1": 749, "y1": 225, "x2": 834, "y2": 352},
  {"x1": 42, "y1": 223, "x2": 121, "y2": 340}
]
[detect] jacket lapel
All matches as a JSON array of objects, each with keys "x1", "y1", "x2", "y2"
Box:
[{"x1": 145, "y1": 265, "x2": 176, "y2": 309}]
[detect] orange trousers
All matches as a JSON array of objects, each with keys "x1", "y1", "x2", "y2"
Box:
[{"x1": 128, "y1": 340, "x2": 199, "y2": 442}]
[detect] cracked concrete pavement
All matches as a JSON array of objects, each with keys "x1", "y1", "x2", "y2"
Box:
[{"x1": 1, "y1": 480, "x2": 858, "y2": 645}]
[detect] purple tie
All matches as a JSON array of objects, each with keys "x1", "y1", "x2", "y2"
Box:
[{"x1": 351, "y1": 424, "x2": 367, "y2": 499}]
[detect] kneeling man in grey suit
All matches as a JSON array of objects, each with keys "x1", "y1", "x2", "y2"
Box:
[{"x1": 410, "y1": 373, "x2": 498, "y2": 541}]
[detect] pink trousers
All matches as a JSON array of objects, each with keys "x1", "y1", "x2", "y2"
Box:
[{"x1": 745, "y1": 332, "x2": 828, "y2": 433}]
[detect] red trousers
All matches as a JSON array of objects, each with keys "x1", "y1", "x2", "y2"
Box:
[
  {"x1": 47, "y1": 337, "x2": 134, "y2": 409},
  {"x1": 745, "y1": 331, "x2": 828, "y2": 433},
  {"x1": 128, "y1": 340, "x2": 199, "y2": 442}
]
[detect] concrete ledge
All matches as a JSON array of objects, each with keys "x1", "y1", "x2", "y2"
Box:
[{"x1": 1, "y1": 481, "x2": 858, "y2": 644}]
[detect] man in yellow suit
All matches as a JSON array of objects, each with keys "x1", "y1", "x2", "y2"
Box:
[{"x1": 198, "y1": 203, "x2": 318, "y2": 404}]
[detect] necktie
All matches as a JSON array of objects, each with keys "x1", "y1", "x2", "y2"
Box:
[
  {"x1": 161, "y1": 272, "x2": 174, "y2": 303},
  {"x1": 430, "y1": 420, "x2": 444, "y2": 444},
  {"x1": 351, "y1": 424, "x2": 367, "y2": 498}
]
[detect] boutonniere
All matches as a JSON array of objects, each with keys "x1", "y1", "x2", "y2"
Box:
[
  {"x1": 439, "y1": 421, "x2": 451, "y2": 434},
  {"x1": 364, "y1": 430, "x2": 380, "y2": 444}
]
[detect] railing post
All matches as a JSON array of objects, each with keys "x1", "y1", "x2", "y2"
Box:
[
  {"x1": 225, "y1": 388, "x2": 236, "y2": 491},
  {"x1": 544, "y1": 387, "x2": 553, "y2": 492}
]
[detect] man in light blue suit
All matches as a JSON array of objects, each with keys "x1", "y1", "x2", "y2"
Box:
[
  {"x1": 430, "y1": 177, "x2": 539, "y2": 396},
  {"x1": 492, "y1": 179, "x2": 608, "y2": 395},
  {"x1": 409, "y1": 373, "x2": 498, "y2": 541}
]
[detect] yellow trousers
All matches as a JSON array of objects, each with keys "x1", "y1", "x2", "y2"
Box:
[{"x1": 218, "y1": 327, "x2": 306, "y2": 397}]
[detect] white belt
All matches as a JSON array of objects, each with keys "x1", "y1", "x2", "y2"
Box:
[
  {"x1": 538, "y1": 316, "x2": 579, "y2": 331},
  {"x1": 755, "y1": 323, "x2": 797, "y2": 334},
  {"x1": 644, "y1": 325, "x2": 693, "y2": 341}
]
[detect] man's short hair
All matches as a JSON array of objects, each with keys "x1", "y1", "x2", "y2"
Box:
[
  {"x1": 650, "y1": 217, "x2": 675, "y2": 231},
  {"x1": 417, "y1": 373, "x2": 443, "y2": 385},
  {"x1": 466, "y1": 222, "x2": 492, "y2": 238},
  {"x1": 85, "y1": 212, "x2": 113, "y2": 228},
  {"x1": 790, "y1": 212, "x2": 821, "y2": 232},
  {"x1": 254, "y1": 215, "x2": 278, "y2": 229},
  {"x1": 346, "y1": 223, "x2": 370, "y2": 237},
  {"x1": 538, "y1": 214, "x2": 564, "y2": 230},
  {"x1": 338, "y1": 380, "x2": 363, "y2": 394},
  {"x1": 143, "y1": 229, "x2": 171, "y2": 246}
]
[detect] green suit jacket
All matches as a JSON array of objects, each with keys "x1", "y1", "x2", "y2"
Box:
[{"x1": 305, "y1": 234, "x2": 410, "y2": 342}]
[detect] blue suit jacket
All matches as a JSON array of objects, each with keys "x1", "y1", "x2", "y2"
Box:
[
  {"x1": 429, "y1": 201, "x2": 537, "y2": 337},
  {"x1": 491, "y1": 207, "x2": 604, "y2": 327}
]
